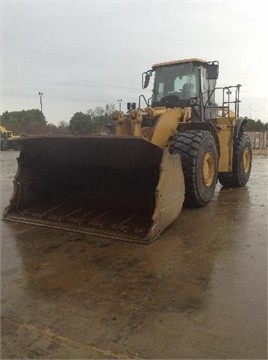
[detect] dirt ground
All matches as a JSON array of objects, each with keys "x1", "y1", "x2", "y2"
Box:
[{"x1": 1, "y1": 150, "x2": 267, "y2": 359}]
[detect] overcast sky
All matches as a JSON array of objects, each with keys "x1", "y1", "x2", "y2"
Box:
[{"x1": 1, "y1": 0, "x2": 268, "y2": 124}]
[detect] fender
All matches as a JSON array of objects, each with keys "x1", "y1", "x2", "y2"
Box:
[{"x1": 234, "y1": 117, "x2": 248, "y2": 138}]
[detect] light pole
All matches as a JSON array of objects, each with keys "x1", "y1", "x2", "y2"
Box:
[
  {"x1": 117, "y1": 99, "x2": 122, "y2": 111},
  {"x1": 38, "y1": 92, "x2": 43, "y2": 113}
]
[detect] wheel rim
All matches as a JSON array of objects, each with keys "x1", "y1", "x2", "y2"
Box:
[
  {"x1": 242, "y1": 147, "x2": 251, "y2": 173},
  {"x1": 202, "y1": 152, "x2": 215, "y2": 187}
]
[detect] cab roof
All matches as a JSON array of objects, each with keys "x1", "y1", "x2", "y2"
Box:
[{"x1": 152, "y1": 58, "x2": 207, "y2": 69}]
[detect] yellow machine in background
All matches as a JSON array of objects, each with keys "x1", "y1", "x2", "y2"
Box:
[
  {"x1": 4, "y1": 59, "x2": 252, "y2": 243},
  {"x1": 0, "y1": 125, "x2": 21, "y2": 150}
]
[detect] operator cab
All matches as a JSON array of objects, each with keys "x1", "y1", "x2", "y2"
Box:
[{"x1": 143, "y1": 58, "x2": 219, "y2": 121}]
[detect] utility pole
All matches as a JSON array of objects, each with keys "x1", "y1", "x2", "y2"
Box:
[
  {"x1": 117, "y1": 99, "x2": 122, "y2": 111},
  {"x1": 38, "y1": 92, "x2": 43, "y2": 113}
]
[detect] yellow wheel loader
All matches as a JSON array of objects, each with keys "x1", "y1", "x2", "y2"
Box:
[
  {"x1": 0, "y1": 125, "x2": 21, "y2": 151},
  {"x1": 4, "y1": 58, "x2": 252, "y2": 243}
]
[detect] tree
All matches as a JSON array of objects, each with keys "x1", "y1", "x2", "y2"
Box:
[
  {"x1": 0, "y1": 109, "x2": 47, "y2": 135},
  {"x1": 68, "y1": 104, "x2": 115, "y2": 135},
  {"x1": 86, "y1": 104, "x2": 115, "y2": 132},
  {"x1": 57, "y1": 121, "x2": 70, "y2": 135},
  {"x1": 69, "y1": 112, "x2": 92, "y2": 134},
  {"x1": 46, "y1": 123, "x2": 58, "y2": 135},
  {"x1": 244, "y1": 118, "x2": 267, "y2": 131}
]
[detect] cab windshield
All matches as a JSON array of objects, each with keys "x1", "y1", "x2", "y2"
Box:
[{"x1": 152, "y1": 62, "x2": 199, "y2": 104}]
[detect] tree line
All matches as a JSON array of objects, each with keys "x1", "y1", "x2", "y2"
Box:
[
  {"x1": 1, "y1": 109, "x2": 47, "y2": 135},
  {"x1": 244, "y1": 118, "x2": 268, "y2": 131},
  {"x1": 0, "y1": 104, "x2": 115, "y2": 136},
  {"x1": 0, "y1": 106, "x2": 267, "y2": 135},
  {"x1": 69, "y1": 104, "x2": 115, "y2": 134}
]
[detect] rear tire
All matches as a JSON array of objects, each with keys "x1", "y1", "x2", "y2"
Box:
[
  {"x1": 218, "y1": 133, "x2": 252, "y2": 187},
  {"x1": 170, "y1": 130, "x2": 219, "y2": 207}
]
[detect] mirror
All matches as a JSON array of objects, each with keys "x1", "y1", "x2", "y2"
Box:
[
  {"x1": 142, "y1": 70, "x2": 152, "y2": 89},
  {"x1": 206, "y1": 62, "x2": 219, "y2": 80}
]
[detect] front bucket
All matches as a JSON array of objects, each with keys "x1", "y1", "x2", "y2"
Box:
[{"x1": 4, "y1": 136, "x2": 184, "y2": 243}]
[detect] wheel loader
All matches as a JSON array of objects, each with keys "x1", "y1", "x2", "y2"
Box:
[
  {"x1": 3, "y1": 58, "x2": 252, "y2": 243},
  {"x1": 0, "y1": 125, "x2": 21, "y2": 151}
]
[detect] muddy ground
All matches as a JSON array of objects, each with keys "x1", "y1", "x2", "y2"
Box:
[{"x1": 1, "y1": 150, "x2": 267, "y2": 359}]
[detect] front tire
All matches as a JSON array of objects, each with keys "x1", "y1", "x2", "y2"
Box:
[
  {"x1": 170, "y1": 130, "x2": 219, "y2": 207},
  {"x1": 218, "y1": 133, "x2": 252, "y2": 187}
]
